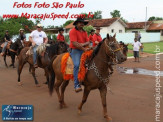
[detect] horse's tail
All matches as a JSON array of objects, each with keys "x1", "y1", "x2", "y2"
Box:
[{"x1": 48, "y1": 55, "x2": 57, "y2": 96}]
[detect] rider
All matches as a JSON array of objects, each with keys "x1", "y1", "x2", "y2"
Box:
[
  {"x1": 57, "y1": 28, "x2": 69, "y2": 46},
  {"x1": 18, "y1": 28, "x2": 26, "y2": 42},
  {"x1": 1, "y1": 30, "x2": 11, "y2": 56},
  {"x1": 69, "y1": 18, "x2": 90, "y2": 92},
  {"x1": 29, "y1": 24, "x2": 48, "y2": 68},
  {"x1": 89, "y1": 29, "x2": 95, "y2": 47},
  {"x1": 93, "y1": 27, "x2": 102, "y2": 47},
  {"x1": 57, "y1": 28, "x2": 65, "y2": 42}
]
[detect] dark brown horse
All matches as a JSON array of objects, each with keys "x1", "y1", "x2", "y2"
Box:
[
  {"x1": 48, "y1": 34, "x2": 127, "y2": 122},
  {"x1": 0, "y1": 38, "x2": 23, "y2": 68},
  {"x1": 17, "y1": 42, "x2": 68, "y2": 86}
]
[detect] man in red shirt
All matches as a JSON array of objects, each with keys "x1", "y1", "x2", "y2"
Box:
[
  {"x1": 89, "y1": 29, "x2": 95, "y2": 47},
  {"x1": 93, "y1": 27, "x2": 102, "y2": 47},
  {"x1": 57, "y1": 28, "x2": 65, "y2": 42},
  {"x1": 69, "y1": 18, "x2": 90, "y2": 92}
]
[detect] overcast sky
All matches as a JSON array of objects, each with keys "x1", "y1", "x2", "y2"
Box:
[{"x1": 0, "y1": 0, "x2": 163, "y2": 27}]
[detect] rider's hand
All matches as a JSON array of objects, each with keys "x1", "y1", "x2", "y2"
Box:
[{"x1": 32, "y1": 42, "x2": 36, "y2": 46}]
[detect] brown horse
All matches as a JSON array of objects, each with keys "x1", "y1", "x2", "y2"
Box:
[
  {"x1": 0, "y1": 38, "x2": 23, "y2": 68},
  {"x1": 48, "y1": 34, "x2": 127, "y2": 122},
  {"x1": 17, "y1": 42, "x2": 68, "y2": 86}
]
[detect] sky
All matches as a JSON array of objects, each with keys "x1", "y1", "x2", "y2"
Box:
[{"x1": 0, "y1": 0, "x2": 163, "y2": 27}]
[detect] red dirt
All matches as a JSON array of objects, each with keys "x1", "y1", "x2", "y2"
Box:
[{"x1": 0, "y1": 54, "x2": 162, "y2": 122}]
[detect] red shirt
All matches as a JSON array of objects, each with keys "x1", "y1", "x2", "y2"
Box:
[
  {"x1": 69, "y1": 27, "x2": 89, "y2": 49},
  {"x1": 89, "y1": 34, "x2": 94, "y2": 42},
  {"x1": 57, "y1": 34, "x2": 65, "y2": 42},
  {"x1": 93, "y1": 33, "x2": 102, "y2": 47}
]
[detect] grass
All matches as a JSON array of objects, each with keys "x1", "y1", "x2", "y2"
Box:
[
  {"x1": 128, "y1": 41, "x2": 163, "y2": 54},
  {"x1": 127, "y1": 52, "x2": 133, "y2": 57}
]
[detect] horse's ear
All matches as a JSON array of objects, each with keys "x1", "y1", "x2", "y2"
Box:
[
  {"x1": 107, "y1": 33, "x2": 110, "y2": 39},
  {"x1": 113, "y1": 33, "x2": 116, "y2": 38}
]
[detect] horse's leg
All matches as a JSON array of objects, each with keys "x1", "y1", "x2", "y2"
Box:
[
  {"x1": 29, "y1": 64, "x2": 32, "y2": 73},
  {"x1": 11, "y1": 53, "x2": 15, "y2": 68},
  {"x1": 60, "y1": 80, "x2": 69, "y2": 108},
  {"x1": 31, "y1": 66, "x2": 40, "y2": 87},
  {"x1": 43, "y1": 68, "x2": 49, "y2": 84},
  {"x1": 99, "y1": 86, "x2": 112, "y2": 122},
  {"x1": 54, "y1": 79, "x2": 63, "y2": 108},
  {"x1": 4, "y1": 55, "x2": 8, "y2": 67},
  {"x1": 78, "y1": 87, "x2": 90, "y2": 114},
  {"x1": 17, "y1": 60, "x2": 25, "y2": 86}
]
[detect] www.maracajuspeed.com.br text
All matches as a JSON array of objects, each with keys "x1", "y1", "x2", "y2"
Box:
[{"x1": 3, "y1": 12, "x2": 94, "y2": 20}]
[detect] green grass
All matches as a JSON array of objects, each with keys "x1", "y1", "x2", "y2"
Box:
[
  {"x1": 127, "y1": 52, "x2": 133, "y2": 57},
  {"x1": 128, "y1": 42, "x2": 163, "y2": 54}
]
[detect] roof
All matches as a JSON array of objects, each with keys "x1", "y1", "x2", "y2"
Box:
[
  {"x1": 147, "y1": 23, "x2": 163, "y2": 31},
  {"x1": 127, "y1": 21, "x2": 152, "y2": 29},
  {"x1": 65, "y1": 22, "x2": 74, "y2": 29},
  {"x1": 88, "y1": 17, "x2": 123, "y2": 27},
  {"x1": 64, "y1": 17, "x2": 127, "y2": 29}
]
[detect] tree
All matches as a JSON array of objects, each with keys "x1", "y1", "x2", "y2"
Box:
[
  {"x1": 110, "y1": 10, "x2": 121, "y2": 18},
  {"x1": 148, "y1": 16, "x2": 163, "y2": 21},
  {"x1": 35, "y1": 17, "x2": 42, "y2": 25},
  {"x1": 83, "y1": 25, "x2": 94, "y2": 35},
  {"x1": 110, "y1": 10, "x2": 128, "y2": 23},
  {"x1": 80, "y1": 10, "x2": 102, "y2": 20},
  {"x1": 63, "y1": 20, "x2": 74, "y2": 27},
  {"x1": 0, "y1": 17, "x2": 34, "y2": 40}
]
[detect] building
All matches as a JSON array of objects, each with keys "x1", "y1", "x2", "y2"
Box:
[
  {"x1": 87, "y1": 18, "x2": 127, "y2": 33},
  {"x1": 126, "y1": 21, "x2": 153, "y2": 33}
]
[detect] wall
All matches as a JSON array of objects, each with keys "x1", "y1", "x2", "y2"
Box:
[
  {"x1": 100, "y1": 20, "x2": 125, "y2": 33},
  {"x1": 100, "y1": 32, "x2": 160, "y2": 43}
]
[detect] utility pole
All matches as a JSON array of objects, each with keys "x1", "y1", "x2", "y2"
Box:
[{"x1": 145, "y1": 7, "x2": 147, "y2": 31}]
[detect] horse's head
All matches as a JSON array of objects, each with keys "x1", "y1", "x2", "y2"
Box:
[
  {"x1": 104, "y1": 34, "x2": 127, "y2": 64},
  {"x1": 57, "y1": 41, "x2": 68, "y2": 54},
  {"x1": 15, "y1": 38, "x2": 24, "y2": 54},
  {"x1": 119, "y1": 42, "x2": 128, "y2": 57}
]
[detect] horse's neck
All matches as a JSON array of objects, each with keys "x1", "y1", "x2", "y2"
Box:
[
  {"x1": 93, "y1": 43, "x2": 110, "y2": 72},
  {"x1": 10, "y1": 42, "x2": 17, "y2": 50}
]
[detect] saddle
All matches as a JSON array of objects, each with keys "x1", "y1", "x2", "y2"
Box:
[{"x1": 61, "y1": 50, "x2": 93, "y2": 82}]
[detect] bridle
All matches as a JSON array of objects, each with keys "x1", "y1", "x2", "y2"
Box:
[{"x1": 104, "y1": 40, "x2": 123, "y2": 64}]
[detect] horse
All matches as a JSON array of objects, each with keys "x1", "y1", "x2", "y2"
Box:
[
  {"x1": 48, "y1": 34, "x2": 127, "y2": 122},
  {"x1": 17, "y1": 41, "x2": 68, "y2": 86},
  {"x1": 0, "y1": 38, "x2": 23, "y2": 68}
]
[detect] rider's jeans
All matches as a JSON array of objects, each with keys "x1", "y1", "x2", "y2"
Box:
[
  {"x1": 2, "y1": 42, "x2": 8, "y2": 53},
  {"x1": 33, "y1": 45, "x2": 38, "y2": 65},
  {"x1": 70, "y1": 49, "x2": 83, "y2": 89}
]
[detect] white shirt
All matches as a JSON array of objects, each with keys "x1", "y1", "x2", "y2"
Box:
[
  {"x1": 30, "y1": 30, "x2": 47, "y2": 46},
  {"x1": 132, "y1": 41, "x2": 142, "y2": 51}
]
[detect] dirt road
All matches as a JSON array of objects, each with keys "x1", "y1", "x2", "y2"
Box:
[{"x1": 0, "y1": 54, "x2": 162, "y2": 122}]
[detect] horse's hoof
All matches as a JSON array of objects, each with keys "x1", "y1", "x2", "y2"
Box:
[
  {"x1": 78, "y1": 109, "x2": 82, "y2": 115},
  {"x1": 43, "y1": 81, "x2": 48, "y2": 84},
  {"x1": 18, "y1": 82, "x2": 23, "y2": 86},
  {"x1": 36, "y1": 84, "x2": 40, "y2": 87},
  {"x1": 13, "y1": 66, "x2": 16, "y2": 68},
  {"x1": 62, "y1": 103, "x2": 68, "y2": 108},
  {"x1": 105, "y1": 116, "x2": 112, "y2": 122}
]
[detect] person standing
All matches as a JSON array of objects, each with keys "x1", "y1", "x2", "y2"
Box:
[
  {"x1": 1, "y1": 30, "x2": 11, "y2": 56},
  {"x1": 69, "y1": 18, "x2": 90, "y2": 92},
  {"x1": 132, "y1": 38, "x2": 142, "y2": 62},
  {"x1": 29, "y1": 24, "x2": 48, "y2": 68},
  {"x1": 93, "y1": 27, "x2": 102, "y2": 47}
]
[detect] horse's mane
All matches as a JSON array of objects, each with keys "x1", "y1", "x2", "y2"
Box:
[
  {"x1": 92, "y1": 38, "x2": 105, "y2": 59},
  {"x1": 46, "y1": 43, "x2": 58, "y2": 58}
]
